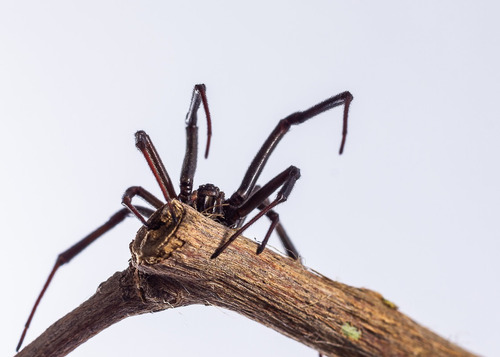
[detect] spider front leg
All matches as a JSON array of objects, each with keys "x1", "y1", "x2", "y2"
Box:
[
  {"x1": 122, "y1": 186, "x2": 164, "y2": 225},
  {"x1": 16, "y1": 205, "x2": 154, "y2": 352},
  {"x1": 228, "y1": 91, "x2": 353, "y2": 203},
  {"x1": 179, "y1": 84, "x2": 212, "y2": 203},
  {"x1": 135, "y1": 130, "x2": 178, "y2": 221},
  {"x1": 211, "y1": 165, "x2": 301, "y2": 259}
]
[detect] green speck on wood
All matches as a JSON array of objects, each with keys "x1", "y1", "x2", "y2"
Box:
[
  {"x1": 382, "y1": 297, "x2": 398, "y2": 310},
  {"x1": 342, "y1": 322, "x2": 362, "y2": 340}
]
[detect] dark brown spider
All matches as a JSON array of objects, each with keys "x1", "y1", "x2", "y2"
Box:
[{"x1": 17, "y1": 84, "x2": 353, "y2": 351}]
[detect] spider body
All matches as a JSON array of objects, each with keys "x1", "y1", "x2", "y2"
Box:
[{"x1": 17, "y1": 83, "x2": 353, "y2": 351}]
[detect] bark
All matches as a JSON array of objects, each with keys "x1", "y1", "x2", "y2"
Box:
[{"x1": 15, "y1": 201, "x2": 477, "y2": 357}]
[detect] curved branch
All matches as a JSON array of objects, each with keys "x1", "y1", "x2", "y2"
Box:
[{"x1": 16, "y1": 201, "x2": 477, "y2": 357}]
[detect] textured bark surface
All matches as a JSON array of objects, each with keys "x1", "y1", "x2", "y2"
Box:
[
  {"x1": 14, "y1": 268, "x2": 199, "y2": 357},
  {"x1": 16, "y1": 201, "x2": 477, "y2": 357}
]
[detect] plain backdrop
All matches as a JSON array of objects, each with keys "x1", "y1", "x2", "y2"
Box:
[{"x1": 1, "y1": 1, "x2": 499, "y2": 356}]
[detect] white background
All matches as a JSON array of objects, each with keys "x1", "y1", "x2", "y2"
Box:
[{"x1": 1, "y1": 1, "x2": 499, "y2": 356}]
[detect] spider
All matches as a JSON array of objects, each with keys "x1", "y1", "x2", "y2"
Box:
[{"x1": 17, "y1": 84, "x2": 353, "y2": 351}]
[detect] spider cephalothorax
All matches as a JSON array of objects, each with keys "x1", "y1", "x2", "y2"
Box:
[{"x1": 190, "y1": 183, "x2": 226, "y2": 220}]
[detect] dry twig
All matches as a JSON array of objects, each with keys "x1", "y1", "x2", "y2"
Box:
[{"x1": 16, "y1": 201, "x2": 477, "y2": 357}]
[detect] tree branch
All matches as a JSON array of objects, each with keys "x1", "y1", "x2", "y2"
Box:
[{"x1": 16, "y1": 201, "x2": 477, "y2": 357}]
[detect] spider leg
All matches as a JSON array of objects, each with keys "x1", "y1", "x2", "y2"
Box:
[
  {"x1": 122, "y1": 186, "x2": 164, "y2": 225},
  {"x1": 16, "y1": 205, "x2": 154, "y2": 352},
  {"x1": 246, "y1": 185, "x2": 300, "y2": 260},
  {"x1": 179, "y1": 84, "x2": 212, "y2": 202},
  {"x1": 256, "y1": 201, "x2": 300, "y2": 260},
  {"x1": 212, "y1": 165, "x2": 300, "y2": 259},
  {"x1": 229, "y1": 91, "x2": 353, "y2": 204},
  {"x1": 135, "y1": 130, "x2": 178, "y2": 221}
]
